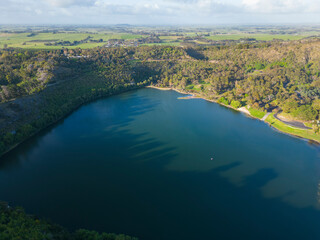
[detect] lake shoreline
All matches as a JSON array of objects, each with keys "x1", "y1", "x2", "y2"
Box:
[
  {"x1": 147, "y1": 85, "x2": 320, "y2": 144},
  {"x1": 147, "y1": 85, "x2": 257, "y2": 117},
  {"x1": 1, "y1": 85, "x2": 318, "y2": 160},
  {"x1": 0, "y1": 86, "x2": 143, "y2": 159}
]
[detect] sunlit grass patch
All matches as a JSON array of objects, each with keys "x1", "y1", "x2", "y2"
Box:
[{"x1": 265, "y1": 114, "x2": 320, "y2": 142}]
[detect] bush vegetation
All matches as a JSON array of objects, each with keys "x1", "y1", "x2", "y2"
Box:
[{"x1": 0, "y1": 202, "x2": 138, "y2": 240}]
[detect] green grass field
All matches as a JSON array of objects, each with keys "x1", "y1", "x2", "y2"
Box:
[
  {"x1": 1, "y1": 29, "x2": 318, "y2": 49},
  {"x1": 205, "y1": 34, "x2": 314, "y2": 41},
  {"x1": 158, "y1": 36, "x2": 181, "y2": 40},
  {"x1": 0, "y1": 32, "x2": 143, "y2": 49},
  {"x1": 248, "y1": 107, "x2": 266, "y2": 119},
  {"x1": 141, "y1": 42, "x2": 181, "y2": 46},
  {"x1": 265, "y1": 114, "x2": 320, "y2": 142}
]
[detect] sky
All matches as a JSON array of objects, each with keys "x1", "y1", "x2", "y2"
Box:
[{"x1": 0, "y1": 0, "x2": 320, "y2": 25}]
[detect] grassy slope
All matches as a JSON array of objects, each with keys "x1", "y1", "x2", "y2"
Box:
[
  {"x1": 265, "y1": 114, "x2": 320, "y2": 142},
  {"x1": 248, "y1": 108, "x2": 266, "y2": 119}
]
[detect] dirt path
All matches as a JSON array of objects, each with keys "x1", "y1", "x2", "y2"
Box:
[
  {"x1": 261, "y1": 112, "x2": 271, "y2": 121},
  {"x1": 274, "y1": 112, "x2": 312, "y2": 130}
]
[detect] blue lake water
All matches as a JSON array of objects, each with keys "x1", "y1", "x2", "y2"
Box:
[{"x1": 1, "y1": 88, "x2": 320, "y2": 239}]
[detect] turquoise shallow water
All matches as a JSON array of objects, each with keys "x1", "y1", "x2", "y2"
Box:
[{"x1": 1, "y1": 88, "x2": 320, "y2": 240}]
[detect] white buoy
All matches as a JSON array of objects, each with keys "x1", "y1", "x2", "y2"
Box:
[{"x1": 211, "y1": 158, "x2": 213, "y2": 160}]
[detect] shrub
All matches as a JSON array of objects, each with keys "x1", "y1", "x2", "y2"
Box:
[
  {"x1": 218, "y1": 97, "x2": 229, "y2": 105},
  {"x1": 293, "y1": 105, "x2": 317, "y2": 121},
  {"x1": 230, "y1": 100, "x2": 242, "y2": 108}
]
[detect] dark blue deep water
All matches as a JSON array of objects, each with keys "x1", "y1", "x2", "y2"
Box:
[{"x1": 1, "y1": 88, "x2": 320, "y2": 240}]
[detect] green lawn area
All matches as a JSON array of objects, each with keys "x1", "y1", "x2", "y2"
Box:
[
  {"x1": 265, "y1": 114, "x2": 320, "y2": 142},
  {"x1": 248, "y1": 107, "x2": 266, "y2": 119},
  {"x1": 205, "y1": 34, "x2": 312, "y2": 41},
  {"x1": 185, "y1": 83, "x2": 210, "y2": 91}
]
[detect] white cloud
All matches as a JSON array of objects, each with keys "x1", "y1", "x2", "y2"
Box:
[
  {"x1": 34, "y1": 9, "x2": 43, "y2": 15},
  {"x1": 45, "y1": 0, "x2": 95, "y2": 7},
  {"x1": 242, "y1": 0, "x2": 320, "y2": 13},
  {"x1": 0, "y1": 0, "x2": 320, "y2": 24}
]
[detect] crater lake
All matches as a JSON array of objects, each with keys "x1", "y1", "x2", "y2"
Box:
[{"x1": 1, "y1": 88, "x2": 320, "y2": 240}]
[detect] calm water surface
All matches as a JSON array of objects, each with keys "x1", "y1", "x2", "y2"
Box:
[{"x1": 1, "y1": 88, "x2": 320, "y2": 240}]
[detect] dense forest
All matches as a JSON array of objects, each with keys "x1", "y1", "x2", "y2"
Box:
[
  {"x1": 0, "y1": 202, "x2": 138, "y2": 240},
  {"x1": 1, "y1": 39, "x2": 320, "y2": 156}
]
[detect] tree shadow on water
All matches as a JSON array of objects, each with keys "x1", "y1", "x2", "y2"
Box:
[{"x1": 0, "y1": 92, "x2": 162, "y2": 169}]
